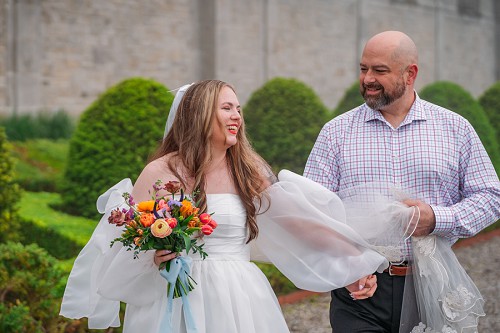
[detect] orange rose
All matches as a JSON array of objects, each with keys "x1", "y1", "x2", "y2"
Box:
[
  {"x1": 140, "y1": 213, "x2": 155, "y2": 227},
  {"x1": 138, "y1": 200, "x2": 155, "y2": 212}
]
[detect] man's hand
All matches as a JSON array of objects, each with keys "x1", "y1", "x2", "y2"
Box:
[
  {"x1": 345, "y1": 274, "x2": 377, "y2": 300},
  {"x1": 402, "y1": 199, "x2": 436, "y2": 237}
]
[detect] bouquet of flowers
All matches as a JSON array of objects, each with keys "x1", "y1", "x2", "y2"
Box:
[{"x1": 107, "y1": 180, "x2": 218, "y2": 298}]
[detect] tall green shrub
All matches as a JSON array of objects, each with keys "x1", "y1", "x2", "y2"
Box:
[
  {"x1": 0, "y1": 127, "x2": 21, "y2": 242},
  {"x1": 333, "y1": 81, "x2": 364, "y2": 117},
  {"x1": 0, "y1": 242, "x2": 66, "y2": 332},
  {"x1": 244, "y1": 77, "x2": 329, "y2": 173},
  {"x1": 61, "y1": 78, "x2": 174, "y2": 218},
  {"x1": 419, "y1": 81, "x2": 500, "y2": 172},
  {"x1": 478, "y1": 81, "x2": 500, "y2": 149}
]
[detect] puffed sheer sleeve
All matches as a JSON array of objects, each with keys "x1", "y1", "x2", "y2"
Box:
[
  {"x1": 59, "y1": 179, "x2": 166, "y2": 330},
  {"x1": 60, "y1": 179, "x2": 132, "y2": 328},
  {"x1": 254, "y1": 170, "x2": 417, "y2": 291}
]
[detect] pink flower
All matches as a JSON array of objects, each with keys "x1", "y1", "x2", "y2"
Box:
[
  {"x1": 151, "y1": 219, "x2": 172, "y2": 238},
  {"x1": 108, "y1": 208, "x2": 127, "y2": 226},
  {"x1": 157, "y1": 199, "x2": 170, "y2": 211},
  {"x1": 201, "y1": 225, "x2": 213, "y2": 236},
  {"x1": 166, "y1": 217, "x2": 177, "y2": 228},
  {"x1": 199, "y1": 213, "x2": 211, "y2": 225},
  {"x1": 208, "y1": 219, "x2": 218, "y2": 229}
]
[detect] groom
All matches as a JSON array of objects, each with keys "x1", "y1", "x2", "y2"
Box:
[{"x1": 304, "y1": 30, "x2": 500, "y2": 332}]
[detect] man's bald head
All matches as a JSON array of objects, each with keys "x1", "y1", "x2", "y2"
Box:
[{"x1": 364, "y1": 31, "x2": 418, "y2": 71}]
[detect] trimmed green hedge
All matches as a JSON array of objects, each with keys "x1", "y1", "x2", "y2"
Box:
[
  {"x1": 333, "y1": 81, "x2": 364, "y2": 117},
  {"x1": 61, "y1": 78, "x2": 174, "y2": 218},
  {"x1": 10, "y1": 139, "x2": 69, "y2": 192},
  {"x1": 244, "y1": 77, "x2": 330, "y2": 173},
  {"x1": 18, "y1": 217, "x2": 83, "y2": 260},
  {"x1": 0, "y1": 126, "x2": 22, "y2": 243},
  {"x1": 0, "y1": 110, "x2": 74, "y2": 142},
  {"x1": 419, "y1": 81, "x2": 500, "y2": 172},
  {"x1": 478, "y1": 81, "x2": 500, "y2": 149}
]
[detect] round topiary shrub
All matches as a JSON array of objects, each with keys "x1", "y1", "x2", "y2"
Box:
[
  {"x1": 61, "y1": 77, "x2": 174, "y2": 218},
  {"x1": 244, "y1": 77, "x2": 330, "y2": 173},
  {"x1": 333, "y1": 81, "x2": 364, "y2": 117},
  {"x1": 479, "y1": 81, "x2": 500, "y2": 148},
  {"x1": 0, "y1": 126, "x2": 21, "y2": 242},
  {"x1": 419, "y1": 81, "x2": 500, "y2": 172}
]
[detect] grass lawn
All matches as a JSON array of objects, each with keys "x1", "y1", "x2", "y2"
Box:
[
  {"x1": 11, "y1": 139, "x2": 69, "y2": 191},
  {"x1": 18, "y1": 191, "x2": 97, "y2": 248}
]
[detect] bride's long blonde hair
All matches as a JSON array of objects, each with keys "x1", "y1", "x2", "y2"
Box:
[{"x1": 150, "y1": 80, "x2": 271, "y2": 242}]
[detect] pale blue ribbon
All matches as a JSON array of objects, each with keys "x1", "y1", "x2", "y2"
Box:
[{"x1": 159, "y1": 256, "x2": 197, "y2": 333}]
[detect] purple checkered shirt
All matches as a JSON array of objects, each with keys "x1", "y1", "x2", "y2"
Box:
[{"x1": 304, "y1": 93, "x2": 500, "y2": 259}]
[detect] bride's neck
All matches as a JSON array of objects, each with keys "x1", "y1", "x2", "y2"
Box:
[{"x1": 207, "y1": 150, "x2": 227, "y2": 174}]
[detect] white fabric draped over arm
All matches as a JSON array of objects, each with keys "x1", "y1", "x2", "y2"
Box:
[{"x1": 254, "y1": 170, "x2": 415, "y2": 291}]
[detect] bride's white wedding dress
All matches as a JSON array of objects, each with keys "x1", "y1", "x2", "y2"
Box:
[
  {"x1": 60, "y1": 171, "x2": 484, "y2": 333},
  {"x1": 61, "y1": 191, "x2": 291, "y2": 332}
]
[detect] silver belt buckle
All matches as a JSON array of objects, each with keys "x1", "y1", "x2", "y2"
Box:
[{"x1": 388, "y1": 264, "x2": 397, "y2": 276}]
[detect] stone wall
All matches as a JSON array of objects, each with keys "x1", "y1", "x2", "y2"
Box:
[{"x1": 0, "y1": 0, "x2": 497, "y2": 116}]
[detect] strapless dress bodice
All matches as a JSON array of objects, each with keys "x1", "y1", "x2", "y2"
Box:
[{"x1": 190, "y1": 193, "x2": 250, "y2": 261}]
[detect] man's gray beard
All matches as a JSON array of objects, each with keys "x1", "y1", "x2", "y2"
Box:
[{"x1": 363, "y1": 82, "x2": 406, "y2": 110}]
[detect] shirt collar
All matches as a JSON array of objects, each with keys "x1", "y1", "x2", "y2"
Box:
[{"x1": 362, "y1": 91, "x2": 427, "y2": 125}]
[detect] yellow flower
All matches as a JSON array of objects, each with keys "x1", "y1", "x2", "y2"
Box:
[
  {"x1": 138, "y1": 200, "x2": 155, "y2": 212},
  {"x1": 151, "y1": 219, "x2": 172, "y2": 238}
]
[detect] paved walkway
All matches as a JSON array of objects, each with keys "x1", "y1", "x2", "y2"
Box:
[{"x1": 281, "y1": 234, "x2": 500, "y2": 333}]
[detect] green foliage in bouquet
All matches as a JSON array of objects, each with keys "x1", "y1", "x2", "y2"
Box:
[
  {"x1": 333, "y1": 81, "x2": 364, "y2": 117},
  {"x1": 0, "y1": 242, "x2": 66, "y2": 332},
  {"x1": 61, "y1": 77, "x2": 174, "y2": 219},
  {"x1": 478, "y1": 81, "x2": 500, "y2": 151},
  {"x1": 419, "y1": 81, "x2": 500, "y2": 172},
  {"x1": 244, "y1": 77, "x2": 329, "y2": 174},
  {"x1": 0, "y1": 127, "x2": 22, "y2": 243}
]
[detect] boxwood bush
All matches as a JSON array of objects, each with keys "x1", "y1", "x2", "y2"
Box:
[
  {"x1": 61, "y1": 77, "x2": 174, "y2": 218},
  {"x1": 333, "y1": 81, "x2": 364, "y2": 117},
  {"x1": 0, "y1": 242, "x2": 66, "y2": 332},
  {"x1": 478, "y1": 81, "x2": 500, "y2": 149},
  {"x1": 0, "y1": 126, "x2": 22, "y2": 242},
  {"x1": 244, "y1": 77, "x2": 330, "y2": 173},
  {"x1": 419, "y1": 81, "x2": 500, "y2": 172}
]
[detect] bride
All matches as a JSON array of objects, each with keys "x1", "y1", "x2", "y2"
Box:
[{"x1": 60, "y1": 80, "x2": 483, "y2": 333}]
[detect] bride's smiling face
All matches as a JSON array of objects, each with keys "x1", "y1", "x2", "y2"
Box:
[{"x1": 211, "y1": 86, "x2": 241, "y2": 150}]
